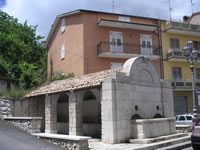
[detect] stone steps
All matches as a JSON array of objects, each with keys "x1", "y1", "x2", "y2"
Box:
[
  {"x1": 155, "y1": 141, "x2": 191, "y2": 150},
  {"x1": 129, "y1": 133, "x2": 188, "y2": 144},
  {"x1": 132, "y1": 134, "x2": 191, "y2": 150}
]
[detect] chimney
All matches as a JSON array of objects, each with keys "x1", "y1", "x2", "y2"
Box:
[{"x1": 183, "y1": 16, "x2": 190, "y2": 23}]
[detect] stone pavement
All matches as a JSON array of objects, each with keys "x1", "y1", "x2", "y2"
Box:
[
  {"x1": 88, "y1": 133, "x2": 191, "y2": 150},
  {"x1": 89, "y1": 139, "x2": 142, "y2": 150}
]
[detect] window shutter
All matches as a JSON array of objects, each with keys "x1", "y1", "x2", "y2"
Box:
[
  {"x1": 61, "y1": 44, "x2": 65, "y2": 59},
  {"x1": 61, "y1": 18, "x2": 65, "y2": 33}
]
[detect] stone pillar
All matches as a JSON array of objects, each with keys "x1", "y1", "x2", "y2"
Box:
[
  {"x1": 45, "y1": 94, "x2": 57, "y2": 134},
  {"x1": 101, "y1": 75, "x2": 118, "y2": 144},
  {"x1": 161, "y1": 80, "x2": 174, "y2": 118},
  {"x1": 29, "y1": 98, "x2": 37, "y2": 117},
  {"x1": 69, "y1": 92, "x2": 83, "y2": 136}
]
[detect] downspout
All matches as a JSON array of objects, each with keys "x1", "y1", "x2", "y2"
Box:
[
  {"x1": 159, "y1": 21, "x2": 164, "y2": 79},
  {"x1": 159, "y1": 21, "x2": 165, "y2": 117}
]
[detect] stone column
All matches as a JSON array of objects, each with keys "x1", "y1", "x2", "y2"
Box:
[
  {"x1": 29, "y1": 98, "x2": 37, "y2": 117},
  {"x1": 101, "y1": 74, "x2": 120, "y2": 144},
  {"x1": 45, "y1": 94, "x2": 57, "y2": 134},
  {"x1": 69, "y1": 92, "x2": 83, "y2": 136}
]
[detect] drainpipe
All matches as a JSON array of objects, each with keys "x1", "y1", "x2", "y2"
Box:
[{"x1": 158, "y1": 21, "x2": 164, "y2": 79}]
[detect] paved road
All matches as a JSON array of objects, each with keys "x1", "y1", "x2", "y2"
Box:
[
  {"x1": 183, "y1": 147, "x2": 193, "y2": 150},
  {"x1": 0, "y1": 120, "x2": 63, "y2": 150}
]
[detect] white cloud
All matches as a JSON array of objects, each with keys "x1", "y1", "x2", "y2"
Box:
[{"x1": 2, "y1": 0, "x2": 200, "y2": 38}]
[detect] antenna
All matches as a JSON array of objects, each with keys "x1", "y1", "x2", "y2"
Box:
[
  {"x1": 168, "y1": 0, "x2": 172, "y2": 21},
  {"x1": 190, "y1": 0, "x2": 195, "y2": 14},
  {"x1": 112, "y1": 0, "x2": 115, "y2": 14}
]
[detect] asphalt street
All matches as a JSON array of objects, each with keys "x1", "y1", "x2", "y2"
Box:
[
  {"x1": 183, "y1": 147, "x2": 193, "y2": 150},
  {"x1": 0, "y1": 120, "x2": 63, "y2": 150}
]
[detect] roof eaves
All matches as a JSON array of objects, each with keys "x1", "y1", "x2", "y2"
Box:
[{"x1": 46, "y1": 10, "x2": 82, "y2": 45}]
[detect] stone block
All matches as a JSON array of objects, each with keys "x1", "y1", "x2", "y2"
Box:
[{"x1": 102, "y1": 89, "x2": 114, "y2": 101}]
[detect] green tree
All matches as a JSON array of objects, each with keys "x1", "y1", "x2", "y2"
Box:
[{"x1": 0, "y1": 10, "x2": 47, "y2": 89}]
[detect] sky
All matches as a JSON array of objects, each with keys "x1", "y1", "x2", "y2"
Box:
[{"x1": 1, "y1": 0, "x2": 200, "y2": 39}]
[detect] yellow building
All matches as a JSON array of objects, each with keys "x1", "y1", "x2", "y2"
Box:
[{"x1": 161, "y1": 21, "x2": 200, "y2": 115}]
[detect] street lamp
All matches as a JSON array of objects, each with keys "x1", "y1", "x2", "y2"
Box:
[{"x1": 183, "y1": 40, "x2": 198, "y2": 118}]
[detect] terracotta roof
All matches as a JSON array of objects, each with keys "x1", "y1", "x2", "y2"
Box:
[
  {"x1": 25, "y1": 68, "x2": 121, "y2": 98},
  {"x1": 187, "y1": 12, "x2": 200, "y2": 23}
]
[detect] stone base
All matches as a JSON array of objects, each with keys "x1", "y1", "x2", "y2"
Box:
[
  {"x1": 132, "y1": 117, "x2": 176, "y2": 139},
  {"x1": 32, "y1": 133, "x2": 91, "y2": 150},
  {"x1": 129, "y1": 133, "x2": 188, "y2": 144},
  {"x1": 3, "y1": 117, "x2": 42, "y2": 133}
]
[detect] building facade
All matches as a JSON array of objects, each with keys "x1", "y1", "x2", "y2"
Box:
[
  {"x1": 161, "y1": 21, "x2": 200, "y2": 115},
  {"x1": 47, "y1": 9, "x2": 161, "y2": 79}
]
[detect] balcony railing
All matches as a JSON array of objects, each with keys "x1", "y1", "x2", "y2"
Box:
[
  {"x1": 167, "y1": 49, "x2": 200, "y2": 60},
  {"x1": 97, "y1": 41, "x2": 160, "y2": 57},
  {"x1": 172, "y1": 80, "x2": 200, "y2": 88},
  {"x1": 170, "y1": 22, "x2": 200, "y2": 31}
]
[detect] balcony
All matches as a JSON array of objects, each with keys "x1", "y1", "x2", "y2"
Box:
[
  {"x1": 97, "y1": 19, "x2": 158, "y2": 31},
  {"x1": 97, "y1": 41, "x2": 160, "y2": 60},
  {"x1": 167, "y1": 49, "x2": 200, "y2": 62},
  {"x1": 172, "y1": 80, "x2": 200, "y2": 91},
  {"x1": 165, "y1": 21, "x2": 200, "y2": 36}
]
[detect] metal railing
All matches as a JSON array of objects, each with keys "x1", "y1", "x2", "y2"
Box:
[
  {"x1": 170, "y1": 22, "x2": 200, "y2": 31},
  {"x1": 167, "y1": 49, "x2": 200, "y2": 59},
  {"x1": 172, "y1": 80, "x2": 200, "y2": 88},
  {"x1": 97, "y1": 41, "x2": 160, "y2": 56}
]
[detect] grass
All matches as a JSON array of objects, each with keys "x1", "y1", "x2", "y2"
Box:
[{"x1": 0, "y1": 89, "x2": 30, "y2": 99}]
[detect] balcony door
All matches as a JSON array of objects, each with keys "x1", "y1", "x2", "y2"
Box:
[
  {"x1": 140, "y1": 34, "x2": 152, "y2": 55},
  {"x1": 110, "y1": 31, "x2": 123, "y2": 53}
]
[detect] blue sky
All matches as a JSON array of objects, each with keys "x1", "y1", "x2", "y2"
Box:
[
  {"x1": 0, "y1": 0, "x2": 6, "y2": 8},
  {"x1": 1, "y1": 0, "x2": 200, "y2": 38}
]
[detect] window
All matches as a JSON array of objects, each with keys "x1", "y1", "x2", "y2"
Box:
[
  {"x1": 196, "y1": 68, "x2": 200, "y2": 81},
  {"x1": 111, "y1": 63, "x2": 123, "y2": 69},
  {"x1": 61, "y1": 44, "x2": 65, "y2": 60},
  {"x1": 186, "y1": 116, "x2": 193, "y2": 120},
  {"x1": 172, "y1": 67, "x2": 182, "y2": 80},
  {"x1": 193, "y1": 41, "x2": 200, "y2": 50},
  {"x1": 142, "y1": 41, "x2": 146, "y2": 48},
  {"x1": 196, "y1": 119, "x2": 200, "y2": 126},
  {"x1": 179, "y1": 116, "x2": 186, "y2": 121},
  {"x1": 118, "y1": 16, "x2": 130, "y2": 22},
  {"x1": 170, "y1": 39, "x2": 180, "y2": 49},
  {"x1": 109, "y1": 31, "x2": 123, "y2": 53},
  {"x1": 61, "y1": 18, "x2": 65, "y2": 33}
]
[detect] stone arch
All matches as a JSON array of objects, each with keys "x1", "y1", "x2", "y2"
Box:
[
  {"x1": 153, "y1": 113, "x2": 163, "y2": 118},
  {"x1": 82, "y1": 90, "x2": 101, "y2": 138},
  {"x1": 122, "y1": 56, "x2": 160, "y2": 85},
  {"x1": 83, "y1": 90, "x2": 100, "y2": 123},
  {"x1": 57, "y1": 93, "x2": 69, "y2": 134},
  {"x1": 131, "y1": 114, "x2": 142, "y2": 120}
]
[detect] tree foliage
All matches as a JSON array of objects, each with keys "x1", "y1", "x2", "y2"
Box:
[{"x1": 0, "y1": 10, "x2": 47, "y2": 89}]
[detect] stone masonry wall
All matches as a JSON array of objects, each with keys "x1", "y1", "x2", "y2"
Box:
[
  {"x1": 0, "y1": 99, "x2": 12, "y2": 119},
  {"x1": 4, "y1": 117, "x2": 42, "y2": 133},
  {"x1": 44, "y1": 138, "x2": 88, "y2": 150}
]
